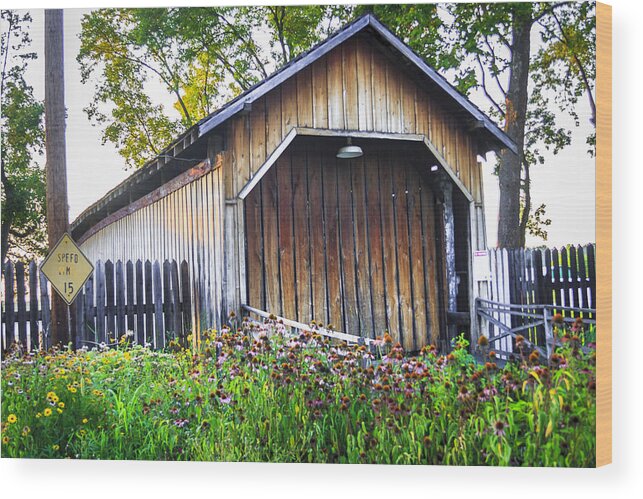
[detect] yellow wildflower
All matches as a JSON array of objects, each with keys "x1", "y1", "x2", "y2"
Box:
[
  {"x1": 7, "y1": 414, "x2": 17, "y2": 424},
  {"x1": 82, "y1": 418, "x2": 88, "y2": 424},
  {"x1": 2, "y1": 436, "x2": 9, "y2": 444},
  {"x1": 58, "y1": 402, "x2": 65, "y2": 409},
  {"x1": 36, "y1": 412, "x2": 42, "y2": 419},
  {"x1": 52, "y1": 444, "x2": 59, "y2": 450},
  {"x1": 43, "y1": 408, "x2": 52, "y2": 417},
  {"x1": 57, "y1": 408, "x2": 63, "y2": 414}
]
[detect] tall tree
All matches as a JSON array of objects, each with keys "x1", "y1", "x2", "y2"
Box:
[
  {"x1": 1, "y1": 10, "x2": 46, "y2": 264},
  {"x1": 44, "y1": 9, "x2": 70, "y2": 346}
]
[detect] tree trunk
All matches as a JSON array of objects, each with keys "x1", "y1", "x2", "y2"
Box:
[
  {"x1": 497, "y1": 10, "x2": 532, "y2": 248},
  {"x1": 44, "y1": 9, "x2": 70, "y2": 347}
]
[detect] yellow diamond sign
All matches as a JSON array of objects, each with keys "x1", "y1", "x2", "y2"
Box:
[{"x1": 40, "y1": 233, "x2": 94, "y2": 305}]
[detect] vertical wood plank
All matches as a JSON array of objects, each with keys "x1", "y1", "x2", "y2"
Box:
[
  {"x1": 180, "y1": 260, "x2": 192, "y2": 344},
  {"x1": 323, "y1": 151, "x2": 342, "y2": 330},
  {"x1": 577, "y1": 245, "x2": 589, "y2": 309},
  {"x1": 407, "y1": 167, "x2": 428, "y2": 350},
  {"x1": 163, "y1": 260, "x2": 174, "y2": 339},
  {"x1": 261, "y1": 166, "x2": 281, "y2": 315},
  {"x1": 277, "y1": 154, "x2": 297, "y2": 321},
  {"x1": 326, "y1": 47, "x2": 345, "y2": 130},
  {"x1": 379, "y1": 152, "x2": 400, "y2": 340},
  {"x1": 15, "y1": 262, "x2": 27, "y2": 348},
  {"x1": 105, "y1": 260, "x2": 115, "y2": 341},
  {"x1": 144, "y1": 260, "x2": 153, "y2": 346},
  {"x1": 291, "y1": 146, "x2": 312, "y2": 323},
  {"x1": 371, "y1": 48, "x2": 388, "y2": 132},
  {"x1": 343, "y1": 39, "x2": 359, "y2": 130},
  {"x1": 587, "y1": 244, "x2": 596, "y2": 309},
  {"x1": 4, "y1": 262, "x2": 15, "y2": 347},
  {"x1": 311, "y1": 56, "x2": 328, "y2": 128},
  {"x1": 364, "y1": 153, "x2": 386, "y2": 338},
  {"x1": 126, "y1": 261, "x2": 135, "y2": 334},
  {"x1": 74, "y1": 287, "x2": 85, "y2": 350},
  {"x1": 245, "y1": 175, "x2": 264, "y2": 310},
  {"x1": 337, "y1": 157, "x2": 359, "y2": 335},
  {"x1": 355, "y1": 37, "x2": 373, "y2": 131},
  {"x1": 550, "y1": 248, "x2": 560, "y2": 308},
  {"x1": 153, "y1": 261, "x2": 164, "y2": 349},
  {"x1": 281, "y1": 75, "x2": 298, "y2": 138},
  {"x1": 296, "y1": 66, "x2": 314, "y2": 128},
  {"x1": 419, "y1": 180, "x2": 439, "y2": 346},
  {"x1": 232, "y1": 114, "x2": 250, "y2": 196},
  {"x1": 569, "y1": 245, "x2": 579, "y2": 312},
  {"x1": 386, "y1": 60, "x2": 402, "y2": 133},
  {"x1": 560, "y1": 247, "x2": 570, "y2": 309},
  {"x1": 401, "y1": 78, "x2": 416, "y2": 134},
  {"x1": 249, "y1": 97, "x2": 267, "y2": 180},
  {"x1": 83, "y1": 274, "x2": 94, "y2": 345},
  {"x1": 95, "y1": 260, "x2": 106, "y2": 344},
  {"x1": 29, "y1": 262, "x2": 39, "y2": 350},
  {"x1": 39, "y1": 270, "x2": 50, "y2": 349},
  {"x1": 265, "y1": 87, "x2": 283, "y2": 162},
  {"x1": 135, "y1": 260, "x2": 145, "y2": 344},
  {"x1": 307, "y1": 147, "x2": 328, "y2": 324},
  {"x1": 393, "y1": 161, "x2": 414, "y2": 351},
  {"x1": 351, "y1": 154, "x2": 374, "y2": 338},
  {"x1": 115, "y1": 260, "x2": 126, "y2": 337},
  {"x1": 171, "y1": 260, "x2": 182, "y2": 340}
]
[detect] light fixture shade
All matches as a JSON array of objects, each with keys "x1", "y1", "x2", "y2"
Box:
[{"x1": 336, "y1": 138, "x2": 363, "y2": 159}]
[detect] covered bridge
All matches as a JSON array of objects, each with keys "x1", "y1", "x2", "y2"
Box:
[{"x1": 71, "y1": 14, "x2": 516, "y2": 352}]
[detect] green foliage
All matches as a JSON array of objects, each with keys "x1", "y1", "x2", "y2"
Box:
[
  {"x1": 0, "y1": 10, "x2": 46, "y2": 263},
  {"x1": 77, "y1": 6, "x2": 353, "y2": 169},
  {"x1": 2, "y1": 321, "x2": 596, "y2": 466}
]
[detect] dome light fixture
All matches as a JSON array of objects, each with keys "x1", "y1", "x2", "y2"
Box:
[{"x1": 336, "y1": 137, "x2": 363, "y2": 159}]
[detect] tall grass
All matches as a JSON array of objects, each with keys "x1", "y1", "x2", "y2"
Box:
[{"x1": 1, "y1": 318, "x2": 596, "y2": 465}]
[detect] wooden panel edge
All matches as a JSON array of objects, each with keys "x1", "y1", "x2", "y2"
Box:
[{"x1": 596, "y1": 1, "x2": 612, "y2": 468}]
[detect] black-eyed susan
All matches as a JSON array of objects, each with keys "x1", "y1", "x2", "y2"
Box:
[
  {"x1": 43, "y1": 408, "x2": 52, "y2": 417},
  {"x1": 7, "y1": 414, "x2": 17, "y2": 424}
]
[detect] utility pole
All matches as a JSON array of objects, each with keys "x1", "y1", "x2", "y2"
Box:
[{"x1": 44, "y1": 9, "x2": 70, "y2": 347}]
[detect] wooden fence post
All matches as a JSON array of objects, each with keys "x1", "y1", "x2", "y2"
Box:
[
  {"x1": 15, "y1": 262, "x2": 27, "y2": 348},
  {"x1": 4, "y1": 262, "x2": 15, "y2": 350},
  {"x1": 39, "y1": 270, "x2": 51, "y2": 349},
  {"x1": 153, "y1": 261, "x2": 164, "y2": 348},
  {"x1": 135, "y1": 260, "x2": 145, "y2": 345},
  {"x1": 95, "y1": 260, "x2": 106, "y2": 344},
  {"x1": 543, "y1": 307, "x2": 552, "y2": 359},
  {"x1": 83, "y1": 274, "x2": 94, "y2": 345},
  {"x1": 29, "y1": 262, "x2": 39, "y2": 351}
]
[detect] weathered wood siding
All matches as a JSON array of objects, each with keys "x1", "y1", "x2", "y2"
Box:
[
  {"x1": 80, "y1": 162, "x2": 225, "y2": 331},
  {"x1": 228, "y1": 34, "x2": 482, "y2": 203},
  {"x1": 244, "y1": 141, "x2": 442, "y2": 350}
]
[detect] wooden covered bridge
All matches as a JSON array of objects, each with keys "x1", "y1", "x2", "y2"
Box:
[{"x1": 70, "y1": 14, "x2": 516, "y2": 352}]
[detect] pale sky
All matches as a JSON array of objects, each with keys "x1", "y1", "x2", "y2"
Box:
[{"x1": 12, "y1": 3, "x2": 596, "y2": 249}]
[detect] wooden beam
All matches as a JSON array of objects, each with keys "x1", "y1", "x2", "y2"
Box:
[
  {"x1": 242, "y1": 304, "x2": 376, "y2": 346},
  {"x1": 238, "y1": 128, "x2": 297, "y2": 200}
]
